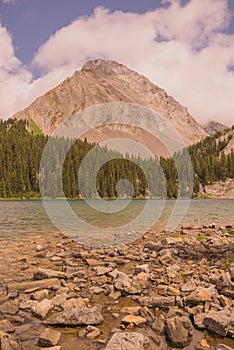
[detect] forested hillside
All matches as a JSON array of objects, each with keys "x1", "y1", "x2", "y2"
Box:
[{"x1": 0, "y1": 119, "x2": 233, "y2": 199}]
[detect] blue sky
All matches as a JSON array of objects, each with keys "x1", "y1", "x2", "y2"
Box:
[
  {"x1": 0, "y1": 0, "x2": 169, "y2": 65},
  {"x1": 0, "y1": 0, "x2": 234, "y2": 126},
  {"x1": 1, "y1": 0, "x2": 234, "y2": 67}
]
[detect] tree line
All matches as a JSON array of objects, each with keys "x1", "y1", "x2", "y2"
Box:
[{"x1": 0, "y1": 119, "x2": 233, "y2": 199}]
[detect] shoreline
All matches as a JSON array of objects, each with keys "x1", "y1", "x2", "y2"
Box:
[
  {"x1": 0, "y1": 225, "x2": 233, "y2": 349},
  {"x1": 0, "y1": 196, "x2": 234, "y2": 201}
]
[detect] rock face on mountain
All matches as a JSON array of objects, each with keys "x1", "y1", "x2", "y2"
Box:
[
  {"x1": 14, "y1": 59, "x2": 206, "y2": 150},
  {"x1": 203, "y1": 121, "x2": 228, "y2": 135}
]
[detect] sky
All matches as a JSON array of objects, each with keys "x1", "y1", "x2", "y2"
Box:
[{"x1": 0, "y1": 0, "x2": 234, "y2": 126}]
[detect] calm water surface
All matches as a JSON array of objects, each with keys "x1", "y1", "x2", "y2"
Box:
[{"x1": 0, "y1": 199, "x2": 233, "y2": 239}]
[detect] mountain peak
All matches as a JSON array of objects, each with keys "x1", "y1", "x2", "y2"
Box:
[
  {"x1": 13, "y1": 59, "x2": 207, "y2": 150},
  {"x1": 82, "y1": 59, "x2": 124, "y2": 71}
]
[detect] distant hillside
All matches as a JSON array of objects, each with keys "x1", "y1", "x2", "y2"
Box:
[
  {"x1": 188, "y1": 127, "x2": 234, "y2": 197},
  {"x1": 203, "y1": 120, "x2": 228, "y2": 135},
  {"x1": 13, "y1": 59, "x2": 207, "y2": 157}
]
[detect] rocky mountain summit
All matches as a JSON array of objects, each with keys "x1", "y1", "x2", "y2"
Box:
[{"x1": 14, "y1": 60, "x2": 207, "y2": 149}]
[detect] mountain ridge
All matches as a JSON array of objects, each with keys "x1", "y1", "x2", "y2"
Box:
[{"x1": 13, "y1": 59, "x2": 207, "y2": 153}]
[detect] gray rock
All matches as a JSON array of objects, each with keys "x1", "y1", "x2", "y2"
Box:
[
  {"x1": 121, "y1": 315, "x2": 147, "y2": 326},
  {"x1": 0, "y1": 299, "x2": 19, "y2": 315},
  {"x1": 151, "y1": 296, "x2": 175, "y2": 310},
  {"x1": 105, "y1": 332, "x2": 148, "y2": 350},
  {"x1": 135, "y1": 264, "x2": 151, "y2": 275},
  {"x1": 229, "y1": 263, "x2": 234, "y2": 281},
  {"x1": 181, "y1": 281, "x2": 196, "y2": 293},
  {"x1": 114, "y1": 271, "x2": 141, "y2": 294},
  {"x1": 193, "y1": 313, "x2": 206, "y2": 330},
  {"x1": 36, "y1": 245, "x2": 44, "y2": 252},
  {"x1": 31, "y1": 289, "x2": 49, "y2": 301},
  {"x1": 0, "y1": 319, "x2": 15, "y2": 333},
  {"x1": 186, "y1": 287, "x2": 212, "y2": 305},
  {"x1": 8, "y1": 278, "x2": 61, "y2": 292},
  {"x1": 64, "y1": 266, "x2": 87, "y2": 278},
  {"x1": 93, "y1": 266, "x2": 113, "y2": 276},
  {"x1": 38, "y1": 328, "x2": 61, "y2": 347},
  {"x1": 216, "y1": 345, "x2": 234, "y2": 350},
  {"x1": 46, "y1": 305, "x2": 103, "y2": 326},
  {"x1": 152, "y1": 316, "x2": 165, "y2": 334},
  {"x1": 32, "y1": 299, "x2": 54, "y2": 319},
  {"x1": 86, "y1": 325, "x2": 101, "y2": 339},
  {"x1": 159, "y1": 253, "x2": 173, "y2": 265},
  {"x1": 0, "y1": 331, "x2": 20, "y2": 349},
  {"x1": 157, "y1": 285, "x2": 180, "y2": 296},
  {"x1": 203, "y1": 310, "x2": 231, "y2": 337},
  {"x1": 165, "y1": 315, "x2": 193, "y2": 347},
  {"x1": 34, "y1": 268, "x2": 66, "y2": 280},
  {"x1": 144, "y1": 242, "x2": 162, "y2": 252}
]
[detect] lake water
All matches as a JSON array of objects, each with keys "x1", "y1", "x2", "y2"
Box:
[{"x1": 0, "y1": 199, "x2": 233, "y2": 245}]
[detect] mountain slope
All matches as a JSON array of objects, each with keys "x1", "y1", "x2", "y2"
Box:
[
  {"x1": 203, "y1": 121, "x2": 228, "y2": 135},
  {"x1": 13, "y1": 59, "x2": 207, "y2": 151}
]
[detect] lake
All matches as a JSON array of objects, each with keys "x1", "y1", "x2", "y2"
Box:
[{"x1": 0, "y1": 199, "x2": 233, "y2": 244}]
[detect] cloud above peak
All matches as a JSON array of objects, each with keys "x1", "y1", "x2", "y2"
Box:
[{"x1": 0, "y1": 0, "x2": 234, "y2": 126}]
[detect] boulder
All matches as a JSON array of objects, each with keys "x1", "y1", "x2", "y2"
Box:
[
  {"x1": 32, "y1": 299, "x2": 54, "y2": 319},
  {"x1": 193, "y1": 313, "x2": 206, "y2": 330},
  {"x1": 105, "y1": 332, "x2": 148, "y2": 350},
  {"x1": 86, "y1": 326, "x2": 101, "y2": 339},
  {"x1": 45, "y1": 305, "x2": 103, "y2": 326},
  {"x1": 165, "y1": 316, "x2": 193, "y2": 347},
  {"x1": 151, "y1": 296, "x2": 175, "y2": 310},
  {"x1": 186, "y1": 287, "x2": 212, "y2": 305},
  {"x1": 0, "y1": 319, "x2": 15, "y2": 333},
  {"x1": 8, "y1": 278, "x2": 61, "y2": 292},
  {"x1": 152, "y1": 316, "x2": 165, "y2": 334},
  {"x1": 157, "y1": 285, "x2": 180, "y2": 296},
  {"x1": 181, "y1": 281, "x2": 196, "y2": 293},
  {"x1": 203, "y1": 310, "x2": 231, "y2": 337},
  {"x1": 0, "y1": 331, "x2": 20, "y2": 350},
  {"x1": 38, "y1": 328, "x2": 61, "y2": 347},
  {"x1": 121, "y1": 315, "x2": 147, "y2": 326},
  {"x1": 0, "y1": 300, "x2": 19, "y2": 315},
  {"x1": 114, "y1": 271, "x2": 141, "y2": 294}
]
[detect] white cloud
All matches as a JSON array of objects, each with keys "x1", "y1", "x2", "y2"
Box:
[
  {"x1": 0, "y1": 0, "x2": 234, "y2": 126},
  {"x1": 1, "y1": 0, "x2": 16, "y2": 4}
]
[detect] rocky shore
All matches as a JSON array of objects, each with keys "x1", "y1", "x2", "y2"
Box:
[{"x1": 0, "y1": 224, "x2": 234, "y2": 350}]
